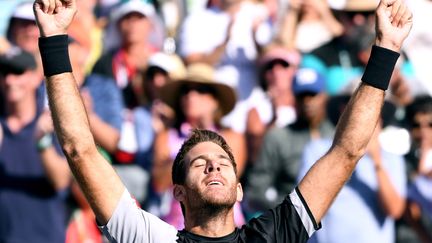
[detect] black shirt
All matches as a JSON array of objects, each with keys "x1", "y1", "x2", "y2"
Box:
[{"x1": 176, "y1": 188, "x2": 320, "y2": 243}]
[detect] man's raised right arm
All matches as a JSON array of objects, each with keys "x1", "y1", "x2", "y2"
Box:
[
  {"x1": 34, "y1": 0, "x2": 124, "y2": 225},
  {"x1": 297, "y1": 0, "x2": 413, "y2": 225}
]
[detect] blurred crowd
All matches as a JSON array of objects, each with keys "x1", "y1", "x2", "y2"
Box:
[{"x1": 0, "y1": 0, "x2": 431, "y2": 242}]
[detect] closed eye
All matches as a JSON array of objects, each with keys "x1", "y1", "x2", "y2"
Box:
[
  {"x1": 192, "y1": 159, "x2": 206, "y2": 167},
  {"x1": 219, "y1": 160, "x2": 232, "y2": 167}
]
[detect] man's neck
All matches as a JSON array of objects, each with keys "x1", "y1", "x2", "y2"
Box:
[{"x1": 184, "y1": 207, "x2": 236, "y2": 237}]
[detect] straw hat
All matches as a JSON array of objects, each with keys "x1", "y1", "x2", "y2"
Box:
[
  {"x1": 147, "y1": 52, "x2": 186, "y2": 81},
  {"x1": 158, "y1": 63, "x2": 237, "y2": 116}
]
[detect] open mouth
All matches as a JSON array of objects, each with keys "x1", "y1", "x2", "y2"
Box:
[{"x1": 206, "y1": 180, "x2": 224, "y2": 186}]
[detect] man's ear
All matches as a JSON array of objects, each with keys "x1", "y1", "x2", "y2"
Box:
[
  {"x1": 173, "y1": 184, "x2": 186, "y2": 202},
  {"x1": 236, "y1": 183, "x2": 243, "y2": 202}
]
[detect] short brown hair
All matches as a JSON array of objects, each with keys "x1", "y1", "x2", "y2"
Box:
[{"x1": 172, "y1": 129, "x2": 237, "y2": 185}]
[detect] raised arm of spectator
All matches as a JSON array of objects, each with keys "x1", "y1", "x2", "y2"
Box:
[
  {"x1": 312, "y1": 0, "x2": 344, "y2": 37},
  {"x1": 367, "y1": 122, "x2": 406, "y2": 219},
  {"x1": 35, "y1": 110, "x2": 71, "y2": 191},
  {"x1": 276, "y1": 0, "x2": 301, "y2": 49},
  {"x1": 34, "y1": 0, "x2": 125, "y2": 225},
  {"x1": 297, "y1": 0, "x2": 413, "y2": 224},
  {"x1": 81, "y1": 90, "x2": 121, "y2": 154}
]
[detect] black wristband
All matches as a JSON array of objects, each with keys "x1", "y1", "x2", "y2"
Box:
[
  {"x1": 361, "y1": 45, "x2": 400, "y2": 90},
  {"x1": 38, "y1": 35, "x2": 72, "y2": 77}
]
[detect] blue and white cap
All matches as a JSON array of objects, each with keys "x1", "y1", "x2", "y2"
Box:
[{"x1": 293, "y1": 68, "x2": 326, "y2": 95}]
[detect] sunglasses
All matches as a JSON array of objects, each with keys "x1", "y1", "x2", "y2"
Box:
[
  {"x1": 411, "y1": 121, "x2": 432, "y2": 129},
  {"x1": 180, "y1": 84, "x2": 216, "y2": 96},
  {"x1": 264, "y1": 59, "x2": 290, "y2": 71}
]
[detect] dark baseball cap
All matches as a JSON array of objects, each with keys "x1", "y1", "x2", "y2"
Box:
[{"x1": 0, "y1": 46, "x2": 36, "y2": 75}]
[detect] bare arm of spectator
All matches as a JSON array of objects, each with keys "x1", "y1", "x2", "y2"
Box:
[
  {"x1": 276, "y1": 0, "x2": 301, "y2": 49},
  {"x1": 298, "y1": 0, "x2": 413, "y2": 224},
  {"x1": 418, "y1": 136, "x2": 432, "y2": 176},
  {"x1": 36, "y1": 110, "x2": 71, "y2": 190},
  {"x1": 367, "y1": 122, "x2": 405, "y2": 218},
  {"x1": 39, "y1": 146, "x2": 71, "y2": 190},
  {"x1": 311, "y1": 0, "x2": 344, "y2": 37},
  {"x1": 277, "y1": 0, "x2": 343, "y2": 49},
  {"x1": 88, "y1": 114, "x2": 120, "y2": 153},
  {"x1": 0, "y1": 37, "x2": 12, "y2": 54},
  {"x1": 34, "y1": 0, "x2": 125, "y2": 225},
  {"x1": 81, "y1": 90, "x2": 120, "y2": 153},
  {"x1": 152, "y1": 130, "x2": 173, "y2": 193},
  {"x1": 246, "y1": 129, "x2": 284, "y2": 210},
  {"x1": 390, "y1": 68, "x2": 413, "y2": 106},
  {"x1": 245, "y1": 108, "x2": 267, "y2": 163}
]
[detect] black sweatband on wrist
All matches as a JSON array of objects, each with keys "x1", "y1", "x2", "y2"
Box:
[
  {"x1": 38, "y1": 35, "x2": 72, "y2": 77},
  {"x1": 361, "y1": 45, "x2": 400, "y2": 91}
]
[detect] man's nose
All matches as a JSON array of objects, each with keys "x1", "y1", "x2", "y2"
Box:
[{"x1": 205, "y1": 161, "x2": 221, "y2": 173}]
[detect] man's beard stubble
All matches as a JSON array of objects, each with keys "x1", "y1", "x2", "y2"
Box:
[{"x1": 185, "y1": 183, "x2": 237, "y2": 219}]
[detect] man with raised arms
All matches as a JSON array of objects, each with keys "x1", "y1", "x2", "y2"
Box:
[{"x1": 33, "y1": 0, "x2": 412, "y2": 242}]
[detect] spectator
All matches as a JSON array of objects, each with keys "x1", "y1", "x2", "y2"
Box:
[
  {"x1": 245, "y1": 68, "x2": 334, "y2": 213},
  {"x1": 0, "y1": 47, "x2": 70, "y2": 242},
  {"x1": 246, "y1": 44, "x2": 300, "y2": 163},
  {"x1": 6, "y1": 1, "x2": 40, "y2": 56},
  {"x1": 93, "y1": 0, "x2": 162, "y2": 109},
  {"x1": 149, "y1": 63, "x2": 246, "y2": 229},
  {"x1": 92, "y1": 2, "x2": 164, "y2": 196},
  {"x1": 397, "y1": 96, "x2": 432, "y2": 243},
  {"x1": 69, "y1": 0, "x2": 104, "y2": 73},
  {"x1": 69, "y1": 35, "x2": 124, "y2": 161},
  {"x1": 301, "y1": 0, "x2": 377, "y2": 95},
  {"x1": 178, "y1": 0, "x2": 272, "y2": 132},
  {"x1": 4, "y1": 1, "x2": 47, "y2": 115},
  {"x1": 73, "y1": 34, "x2": 151, "y2": 204},
  {"x1": 0, "y1": 0, "x2": 27, "y2": 36},
  {"x1": 278, "y1": 0, "x2": 344, "y2": 53},
  {"x1": 133, "y1": 52, "x2": 186, "y2": 169}
]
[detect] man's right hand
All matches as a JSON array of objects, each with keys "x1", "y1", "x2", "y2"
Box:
[
  {"x1": 33, "y1": 0, "x2": 77, "y2": 37},
  {"x1": 375, "y1": 0, "x2": 413, "y2": 52}
]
